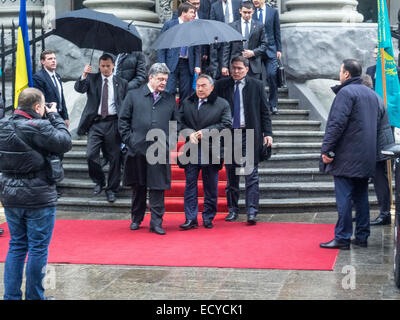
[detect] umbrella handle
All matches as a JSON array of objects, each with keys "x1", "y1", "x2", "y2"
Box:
[
  {"x1": 89, "y1": 21, "x2": 100, "y2": 66},
  {"x1": 89, "y1": 48, "x2": 95, "y2": 66}
]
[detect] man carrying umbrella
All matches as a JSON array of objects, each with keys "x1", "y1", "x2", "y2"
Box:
[
  {"x1": 74, "y1": 54, "x2": 128, "y2": 203},
  {"x1": 157, "y1": 2, "x2": 201, "y2": 105}
]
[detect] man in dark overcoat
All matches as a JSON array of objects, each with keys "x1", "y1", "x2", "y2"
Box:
[
  {"x1": 74, "y1": 54, "x2": 128, "y2": 203},
  {"x1": 320, "y1": 59, "x2": 381, "y2": 250},
  {"x1": 118, "y1": 63, "x2": 178, "y2": 235},
  {"x1": 177, "y1": 74, "x2": 232, "y2": 230},
  {"x1": 214, "y1": 56, "x2": 273, "y2": 225}
]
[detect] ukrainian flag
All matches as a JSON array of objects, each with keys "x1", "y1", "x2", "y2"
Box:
[
  {"x1": 376, "y1": 0, "x2": 400, "y2": 128},
  {"x1": 14, "y1": 0, "x2": 33, "y2": 108}
]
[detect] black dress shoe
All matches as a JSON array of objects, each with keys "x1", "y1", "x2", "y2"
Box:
[
  {"x1": 320, "y1": 239, "x2": 350, "y2": 250},
  {"x1": 351, "y1": 238, "x2": 368, "y2": 248},
  {"x1": 203, "y1": 220, "x2": 213, "y2": 229},
  {"x1": 370, "y1": 214, "x2": 391, "y2": 226},
  {"x1": 179, "y1": 219, "x2": 199, "y2": 230},
  {"x1": 271, "y1": 106, "x2": 279, "y2": 115},
  {"x1": 247, "y1": 214, "x2": 257, "y2": 225},
  {"x1": 225, "y1": 212, "x2": 238, "y2": 222},
  {"x1": 130, "y1": 222, "x2": 140, "y2": 230},
  {"x1": 106, "y1": 190, "x2": 116, "y2": 203},
  {"x1": 93, "y1": 183, "x2": 104, "y2": 195},
  {"x1": 150, "y1": 225, "x2": 166, "y2": 235}
]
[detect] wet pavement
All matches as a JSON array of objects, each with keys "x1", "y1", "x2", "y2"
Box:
[{"x1": 0, "y1": 209, "x2": 399, "y2": 300}]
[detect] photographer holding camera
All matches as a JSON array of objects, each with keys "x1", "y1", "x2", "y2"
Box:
[{"x1": 0, "y1": 88, "x2": 72, "y2": 300}]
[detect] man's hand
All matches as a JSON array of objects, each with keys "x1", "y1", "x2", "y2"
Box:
[
  {"x1": 82, "y1": 64, "x2": 92, "y2": 79},
  {"x1": 64, "y1": 119, "x2": 70, "y2": 128},
  {"x1": 321, "y1": 154, "x2": 334, "y2": 164},
  {"x1": 277, "y1": 51, "x2": 282, "y2": 60},
  {"x1": 264, "y1": 136, "x2": 273, "y2": 147},
  {"x1": 194, "y1": 67, "x2": 201, "y2": 75},
  {"x1": 46, "y1": 102, "x2": 58, "y2": 114},
  {"x1": 221, "y1": 67, "x2": 229, "y2": 76},
  {"x1": 189, "y1": 132, "x2": 199, "y2": 144},
  {"x1": 242, "y1": 50, "x2": 255, "y2": 59}
]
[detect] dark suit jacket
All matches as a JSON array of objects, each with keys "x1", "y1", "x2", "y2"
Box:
[
  {"x1": 199, "y1": 0, "x2": 218, "y2": 19},
  {"x1": 210, "y1": 0, "x2": 241, "y2": 22},
  {"x1": 33, "y1": 69, "x2": 69, "y2": 120},
  {"x1": 74, "y1": 73, "x2": 128, "y2": 136},
  {"x1": 214, "y1": 76, "x2": 272, "y2": 165},
  {"x1": 253, "y1": 6, "x2": 281, "y2": 59},
  {"x1": 157, "y1": 18, "x2": 201, "y2": 74},
  {"x1": 222, "y1": 19, "x2": 268, "y2": 74}
]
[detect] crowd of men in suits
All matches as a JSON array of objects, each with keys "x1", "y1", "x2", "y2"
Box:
[{"x1": 27, "y1": 0, "x2": 279, "y2": 235}]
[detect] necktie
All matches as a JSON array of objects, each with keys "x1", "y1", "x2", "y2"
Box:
[
  {"x1": 233, "y1": 81, "x2": 240, "y2": 129},
  {"x1": 52, "y1": 75, "x2": 61, "y2": 101},
  {"x1": 180, "y1": 46, "x2": 188, "y2": 58},
  {"x1": 153, "y1": 91, "x2": 159, "y2": 101},
  {"x1": 258, "y1": 8, "x2": 263, "y2": 23},
  {"x1": 244, "y1": 21, "x2": 250, "y2": 49},
  {"x1": 198, "y1": 99, "x2": 204, "y2": 110},
  {"x1": 101, "y1": 78, "x2": 109, "y2": 118},
  {"x1": 224, "y1": 1, "x2": 230, "y2": 23}
]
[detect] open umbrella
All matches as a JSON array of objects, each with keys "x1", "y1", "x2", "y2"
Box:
[
  {"x1": 52, "y1": 8, "x2": 142, "y2": 63},
  {"x1": 151, "y1": 19, "x2": 244, "y2": 50}
]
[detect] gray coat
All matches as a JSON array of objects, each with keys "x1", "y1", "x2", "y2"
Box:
[{"x1": 118, "y1": 85, "x2": 178, "y2": 190}]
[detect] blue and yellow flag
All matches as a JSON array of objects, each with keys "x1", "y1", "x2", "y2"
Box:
[
  {"x1": 14, "y1": 0, "x2": 33, "y2": 108},
  {"x1": 376, "y1": 0, "x2": 400, "y2": 128}
]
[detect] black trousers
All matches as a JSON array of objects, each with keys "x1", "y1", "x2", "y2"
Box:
[
  {"x1": 87, "y1": 118, "x2": 121, "y2": 192},
  {"x1": 373, "y1": 160, "x2": 391, "y2": 216},
  {"x1": 131, "y1": 185, "x2": 165, "y2": 227}
]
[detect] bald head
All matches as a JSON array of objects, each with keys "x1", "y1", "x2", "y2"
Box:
[{"x1": 18, "y1": 88, "x2": 44, "y2": 111}]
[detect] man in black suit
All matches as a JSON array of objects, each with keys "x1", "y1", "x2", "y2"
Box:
[
  {"x1": 74, "y1": 54, "x2": 128, "y2": 203},
  {"x1": 222, "y1": 1, "x2": 267, "y2": 80},
  {"x1": 158, "y1": 3, "x2": 200, "y2": 105},
  {"x1": 214, "y1": 56, "x2": 273, "y2": 225},
  {"x1": 253, "y1": 0, "x2": 281, "y2": 114},
  {"x1": 33, "y1": 50, "x2": 69, "y2": 126},
  {"x1": 208, "y1": 0, "x2": 241, "y2": 79},
  {"x1": 177, "y1": 74, "x2": 232, "y2": 230}
]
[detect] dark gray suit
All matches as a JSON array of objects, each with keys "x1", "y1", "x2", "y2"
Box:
[{"x1": 222, "y1": 19, "x2": 268, "y2": 78}]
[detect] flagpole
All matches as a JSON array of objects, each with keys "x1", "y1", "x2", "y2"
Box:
[{"x1": 380, "y1": 47, "x2": 394, "y2": 208}]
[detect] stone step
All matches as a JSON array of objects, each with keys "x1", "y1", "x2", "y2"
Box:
[
  {"x1": 271, "y1": 109, "x2": 309, "y2": 120},
  {"x1": 275, "y1": 98, "x2": 300, "y2": 110},
  {"x1": 266, "y1": 87, "x2": 289, "y2": 98},
  {"x1": 271, "y1": 120, "x2": 321, "y2": 131},
  {"x1": 258, "y1": 153, "x2": 321, "y2": 169},
  {"x1": 63, "y1": 164, "x2": 331, "y2": 183},
  {"x1": 271, "y1": 142, "x2": 322, "y2": 154},
  {"x1": 56, "y1": 195, "x2": 379, "y2": 215},
  {"x1": 272, "y1": 131, "x2": 325, "y2": 143}
]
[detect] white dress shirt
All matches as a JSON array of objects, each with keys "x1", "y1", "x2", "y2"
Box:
[
  {"x1": 257, "y1": 5, "x2": 266, "y2": 24},
  {"x1": 223, "y1": 0, "x2": 234, "y2": 23},
  {"x1": 98, "y1": 74, "x2": 117, "y2": 116},
  {"x1": 45, "y1": 68, "x2": 62, "y2": 101},
  {"x1": 235, "y1": 78, "x2": 246, "y2": 128},
  {"x1": 241, "y1": 18, "x2": 252, "y2": 38}
]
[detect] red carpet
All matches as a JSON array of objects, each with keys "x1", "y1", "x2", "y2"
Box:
[{"x1": 0, "y1": 215, "x2": 339, "y2": 270}]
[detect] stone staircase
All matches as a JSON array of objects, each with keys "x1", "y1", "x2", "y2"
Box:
[{"x1": 57, "y1": 87, "x2": 379, "y2": 215}]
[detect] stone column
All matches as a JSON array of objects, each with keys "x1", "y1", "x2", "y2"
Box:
[
  {"x1": 279, "y1": 0, "x2": 377, "y2": 81},
  {"x1": 280, "y1": 0, "x2": 363, "y2": 23}
]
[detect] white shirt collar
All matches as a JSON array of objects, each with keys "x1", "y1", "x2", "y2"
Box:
[
  {"x1": 101, "y1": 74, "x2": 113, "y2": 82},
  {"x1": 44, "y1": 68, "x2": 56, "y2": 78}
]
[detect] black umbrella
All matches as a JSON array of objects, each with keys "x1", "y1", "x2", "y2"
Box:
[
  {"x1": 53, "y1": 8, "x2": 142, "y2": 63},
  {"x1": 151, "y1": 19, "x2": 244, "y2": 49}
]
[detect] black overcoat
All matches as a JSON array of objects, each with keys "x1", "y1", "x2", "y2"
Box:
[
  {"x1": 214, "y1": 76, "x2": 272, "y2": 165},
  {"x1": 118, "y1": 85, "x2": 178, "y2": 190},
  {"x1": 177, "y1": 90, "x2": 232, "y2": 169}
]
